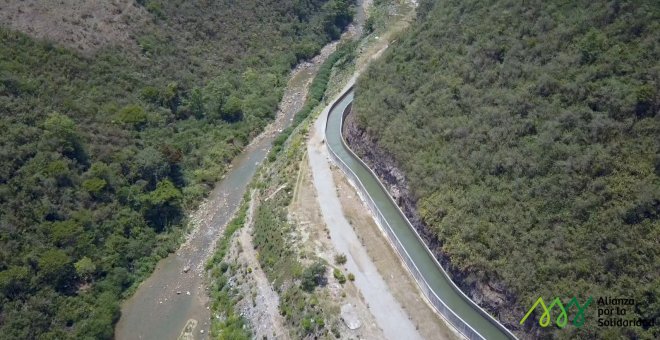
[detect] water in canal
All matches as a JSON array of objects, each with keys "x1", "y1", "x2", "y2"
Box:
[{"x1": 326, "y1": 90, "x2": 515, "y2": 340}]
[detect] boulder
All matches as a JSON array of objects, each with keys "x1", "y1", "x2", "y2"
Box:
[{"x1": 340, "y1": 303, "x2": 361, "y2": 330}]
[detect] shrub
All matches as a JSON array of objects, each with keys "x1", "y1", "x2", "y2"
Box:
[
  {"x1": 82, "y1": 178, "x2": 107, "y2": 196},
  {"x1": 301, "y1": 261, "x2": 326, "y2": 292},
  {"x1": 334, "y1": 253, "x2": 347, "y2": 265},
  {"x1": 333, "y1": 268, "x2": 346, "y2": 284},
  {"x1": 117, "y1": 105, "x2": 148, "y2": 129}
]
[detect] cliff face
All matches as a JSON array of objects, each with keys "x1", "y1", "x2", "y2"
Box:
[{"x1": 342, "y1": 107, "x2": 527, "y2": 337}]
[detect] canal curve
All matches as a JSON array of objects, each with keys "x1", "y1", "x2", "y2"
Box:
[{"x1": 324, "y1": 87, "x2": 517, "y2": 340}]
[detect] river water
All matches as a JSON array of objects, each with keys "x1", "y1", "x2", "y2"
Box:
[
  {"x1": 115, "y1": 3, "x2": 367, "y2": 339},
  {"x1": 116, "y1": 53, "x2": 325, "y2": 340}
]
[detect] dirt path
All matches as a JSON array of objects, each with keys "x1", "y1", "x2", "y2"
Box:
[
  {"x1": 289, "y1": 154, "x2": 385, "y2": 339},
  {"x1": 230, "y1": 190, "x2": 290, "y2": 340},
  {"x1": 306, "y1": 80, "x2": 423, "y2": 340}
]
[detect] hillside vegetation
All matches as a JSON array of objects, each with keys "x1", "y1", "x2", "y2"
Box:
[
  {"x1": 353, "y1": 0, "x2": 658, "y2": 338},
  {"x1": 0, "y1": 0, "x2": 353, "y2": 338}
]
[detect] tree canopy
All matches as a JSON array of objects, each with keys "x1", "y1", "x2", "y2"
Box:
[
  {"x1": 353, "y1": 0, "x2": 659, "y2": 338},
  {"x1": 0, "y1": 0, "x2": 355, "y2": 337}
]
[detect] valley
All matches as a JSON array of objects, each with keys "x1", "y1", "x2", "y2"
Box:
[{"x1": 1, "y1": 1, "x2": 656, "y2": 339}]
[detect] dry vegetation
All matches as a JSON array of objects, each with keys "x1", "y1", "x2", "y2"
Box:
[{"x1": 0, "y1": 0, "x2": 147, "y2": 52}]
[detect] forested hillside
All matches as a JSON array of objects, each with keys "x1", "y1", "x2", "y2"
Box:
[
  {"x1": 351, "y1": 0, "x2": 658, "y2": 338},
  {"x1": 0, "y1": 0, "x2": 354, "y2": 338}
]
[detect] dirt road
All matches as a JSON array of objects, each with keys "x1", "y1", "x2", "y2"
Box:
[
  {"x1": 306, "y1": 79, "x2": 423, "y2": 340},
  {"x1": 230, "y1": 190, "x2": 290, "y2": 340}
]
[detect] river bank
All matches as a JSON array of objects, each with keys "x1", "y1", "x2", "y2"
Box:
[{"x1": 115, "y1": 34, "x2": 344, "y2": 340}]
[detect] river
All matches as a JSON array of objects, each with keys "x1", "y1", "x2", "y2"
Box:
[
  {"x1": 115, "y1": 3, "x2": 366, "y2": 339},
  {"x1": 116, "y1": 46, "x2": 333, "y2": 340}
]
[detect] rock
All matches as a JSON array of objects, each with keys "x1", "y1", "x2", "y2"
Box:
[
  {"x1": 176, "y1": 291, "x2": 182, "y2": 295},
  {"x1": 183, "y1": 266, "x2": 190, "y2": 273},
  {"x1": 340, "y1": 303, "x2": 361, "y2": 330},
  {"x1": 186, "y1": 291, "x2": 191, "y2": 295}
]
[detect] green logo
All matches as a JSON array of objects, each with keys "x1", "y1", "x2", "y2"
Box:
[{"x1": 520, "y1": 296, "x2": 593, "y2": 328}]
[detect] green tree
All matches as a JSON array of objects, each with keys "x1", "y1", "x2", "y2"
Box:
[
  {"x1": 321, "y1": 0, "x2": 353, "y2": 39},
  {"x1": 83, "y1": 178, "x2": 107, "y2": 197},
  {"x1": 43, "y1": 112, "x2": 86, "y2": 163},
  {"x1": 117, "y1": 104, "x2": 148, "y2": 129},
  {"x1": 220, "y1": 95, "x2": 244, "y2": 122},
  {"x1": 50, "y1": 220, "x2": 83, "y2": 248},
  {"x1": 301, "y1": 261, "x2": 326, "y2": 292},
  {"x1": 38, "y1": 249, "x2": 74, "y2": 292},
  {"x1": 333, "y1": 268, "x2": 346, "y2": 284},
  {"x1": 0, "y1": 266, "x2": 30, "y2": 298},
  {"x1": 74, "y1": 257, "x2": 96, "y2": 281},
  {"x1": 163, "y1": 82, "x2": 181, "y2": 114},
  {"x1": 142, "y1": 179, "x2": 183, "y2": 231},
  {"x1": 140, "y1": 86, "x2": 160, "y2": 104},
  {"x1": 132, "y1": 146, "x2": 170, "y2": 185},
  {"x1": 188, "y1": 87, "x2": 205, "y2": 118}
]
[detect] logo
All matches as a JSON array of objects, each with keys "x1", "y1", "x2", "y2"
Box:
[{"x1": 520, "y1": 296, "x2": 593, "y2": 328}]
